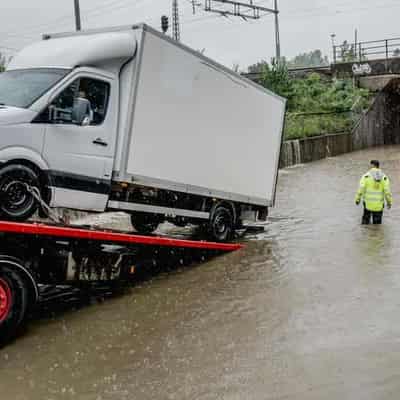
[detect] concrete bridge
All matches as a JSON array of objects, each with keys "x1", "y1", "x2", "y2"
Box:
[{"x1": 243, "y1": 60, "x2": 400, "y2": 92}]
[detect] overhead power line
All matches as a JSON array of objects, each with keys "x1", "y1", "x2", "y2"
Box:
[
  {"x1": 204, "y1": 0, "x2": 277, "y2": 18},
  {"x1": 0, "y1": 45, "x2": 18, "y2": 51},
  {"x1": 204, "y1": 0, "x2": 281, "y2": 60},
  {"x1": 0, "y1": 0, "x2": 142, "y2": 41}
]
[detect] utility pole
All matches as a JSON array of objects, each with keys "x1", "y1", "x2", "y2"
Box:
[
  {"x1": 274, "y1": 0, "x2": 281, "y2": 62},
  {"x1": 331, "y1": 33, "x2": 336, "y2": 64},
  {"x1": 172, "y1": 0, "x2": 181, "y2": 41},
  {"x1": 74, "y1": 0, "x2": 82, "y2": 31},
  {"x1": 354, "y1": 28, "x2": 359, "y2": 61},
  {"x1": 204, "y1": 1, "x2": 281, "y2": 61}
]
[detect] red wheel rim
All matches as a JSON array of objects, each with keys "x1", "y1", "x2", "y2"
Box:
[{"x1": 0, "y1": 278, "x2": 12, "y2": 323}]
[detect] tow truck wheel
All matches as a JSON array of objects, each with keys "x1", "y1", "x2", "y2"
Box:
[
  {"x1": 0, "y1": 164, "x2": 40, "y2": 221},
  {"x1": 209, "y1": 206, "x2": 234, "y2": 242},
  {"x1": 0, "y1": 265, "x2": 29, "y2": 345},
  {"x1": 130, "y1": 212, "x2": 161, "y2": 234}
]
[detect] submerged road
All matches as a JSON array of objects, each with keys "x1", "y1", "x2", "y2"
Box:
[{"x1": 1, "y1": 145, "x2": 400, "y2": 399}]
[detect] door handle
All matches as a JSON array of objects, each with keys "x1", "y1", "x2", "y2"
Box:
[{"x1": 93, "y1": 138, "x2": 108, "y2": 147}]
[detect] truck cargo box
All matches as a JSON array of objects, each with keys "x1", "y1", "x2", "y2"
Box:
[{"x1": 115, "y1": 26, "x2": 286, "y2": 207}]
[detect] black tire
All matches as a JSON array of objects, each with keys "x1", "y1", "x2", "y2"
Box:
[
  {"x1": 130, "y1": 212, "x2": 161, "y2": 234},
  {"x1": 209, "y1": 206, "x2": 234, "y2": 242},
  {"x1": 0, "y1": 164, "x2": 40, "y2": 221},
  {"x1": 0, "y1": 264, "x2": 29, "y2": 346}
]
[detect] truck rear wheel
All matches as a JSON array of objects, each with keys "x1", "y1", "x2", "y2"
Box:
[
  {"x1": 0, "y1": 164, "x2": 40, "y2": 221},
  {"x1": 0, "y1": 264, "x2": 29, "y2": 345},
  {"x1": 130, "y1": 212, "x2": 161, "y2": 234},
  {"x1": 209, "y1": 206, "x2": 234, "y2": 242}
]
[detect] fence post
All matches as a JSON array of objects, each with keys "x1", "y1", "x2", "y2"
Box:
[
  {"x1": 386, "y1": 40, "x2": 389, "y2": 61},
  {"x1": 385, "y1": 39, "x2": 389, "y2": 73}
]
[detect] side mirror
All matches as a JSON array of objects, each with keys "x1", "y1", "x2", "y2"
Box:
[{"x1": 72, "y1": 97, "x2": 91, "y2": 126}]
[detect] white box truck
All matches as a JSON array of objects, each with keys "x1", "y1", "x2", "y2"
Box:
[{"x1": 0, "y1": 24, "x2": 285, "y2": 241}]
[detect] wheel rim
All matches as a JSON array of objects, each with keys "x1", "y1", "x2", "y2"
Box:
[
  {"x1": 0, "y1": 278, "x2": 12, "y2": 323},
  {"x1": 215, "y1": 214, "x2": 228, "y2": 234},
  {"x1": 0, "y1": 173, "x2": 35, "y2": 216},
  {"x1": 4, "y1": 181, "x2": 29, "y2": 207},
  {"x1": 213, "y1": 209, "x2": 233, "y2": 240}
]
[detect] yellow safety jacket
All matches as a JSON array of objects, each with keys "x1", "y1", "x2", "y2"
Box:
[{"x1": 355, "y1": 168, "x2": 392, "y2": 212}]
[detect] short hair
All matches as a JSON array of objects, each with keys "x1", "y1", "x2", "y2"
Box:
[{"x1": 370, "y1": 160, "x2": 380, "y2": 168}]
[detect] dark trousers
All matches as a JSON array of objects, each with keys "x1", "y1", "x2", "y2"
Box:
[{"x1": 362, "y1": 205, "x2": 383, "y2": 225}]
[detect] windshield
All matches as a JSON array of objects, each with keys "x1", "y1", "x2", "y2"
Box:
[{"x1": 0, "y1": 68, "x2": 69, "y2": 109}]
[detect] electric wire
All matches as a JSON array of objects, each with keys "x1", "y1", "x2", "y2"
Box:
[{"x1": 3, "y1": 0, "x2": 400, "y2": 52}]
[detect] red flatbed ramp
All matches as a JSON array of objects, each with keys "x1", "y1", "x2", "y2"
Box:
[
  {"x1": 0, "y1": 221, "x2": 243, "y2": 252},
  {"x1": 0, "y1": 221, "x2": 242, "y2": 344}
]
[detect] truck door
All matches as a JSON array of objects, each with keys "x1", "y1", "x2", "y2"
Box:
[{"x1": 40, "y1": 71, "x2": 117, "y2": 211}]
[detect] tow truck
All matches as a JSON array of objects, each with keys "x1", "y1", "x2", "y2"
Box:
[{"x1": 0, "y1": 219, "x2": 242, "y2": 344}]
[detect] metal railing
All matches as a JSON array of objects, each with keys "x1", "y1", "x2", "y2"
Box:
[{"x1": 333, "y1": 37, "x2": 400, "y2": 64}]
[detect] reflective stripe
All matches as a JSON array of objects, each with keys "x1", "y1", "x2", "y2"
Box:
[
  {"x1": 364, "y1": 190, "x2": 384, "y2": 202},
  {"x1": 365, "y1": 198, "x2": 384, "y2": 203},
  {"x1": 366, "y1": 191, "x2": 384, "y2": 196}
]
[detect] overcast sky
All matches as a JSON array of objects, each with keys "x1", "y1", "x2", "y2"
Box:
[{"x1": 1, "y1": 0, "x2": 400, "y2": 70}]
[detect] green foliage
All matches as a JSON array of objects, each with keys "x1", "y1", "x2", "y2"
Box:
[
  {"x1": 248, "y1": 49, "x2": 329, "y2": 73},
  {"x1": 258, "y1": 60, "x2": 371, "y2": 139},
  {"x1": 260, "y1": 59, "x2": 293, "y2": 103},
  {"x1": 248, "y1": 60, "x2": 268, "y2": 73},
  {"x1": 0, "y1": 52, "x2": 6, "y2": 72},
  {"x1": 338, "y1": 40, "x2": 356, "y2": 62},
  {"x1": 0, "y1": 53, "x2": 7, "y2": 72},
  {"x1": 289, "y1": 73, "x2": 370, "y2": 113},
  {"x1": 284, "y1": 113, "x2": 355, "y2": 140}
]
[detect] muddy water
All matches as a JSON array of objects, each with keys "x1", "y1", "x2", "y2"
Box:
[{"x1": 2, "y1": 146, "x2": 400, "y2": 399}]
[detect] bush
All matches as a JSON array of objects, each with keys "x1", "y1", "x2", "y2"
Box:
[{"x1": 260, "y1": 63, "x2": 371, "y2": 139}]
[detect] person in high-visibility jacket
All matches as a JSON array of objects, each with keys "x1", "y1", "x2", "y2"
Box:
[{"x1": 355, "y1": 160, "x2": 392, "y2": 224}]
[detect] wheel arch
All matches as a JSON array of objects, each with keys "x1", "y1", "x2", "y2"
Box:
[{"x1": 0, "y1": 147, "x2": 49, "y2": 171}]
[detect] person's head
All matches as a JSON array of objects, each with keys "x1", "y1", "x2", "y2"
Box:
[{"x1": 370, "y1": 160, "x2": 380, "y2": 169}]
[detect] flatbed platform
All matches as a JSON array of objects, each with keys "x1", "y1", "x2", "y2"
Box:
[{"x1": 0, "y1": 220, "x2": 243, "y2": 345}]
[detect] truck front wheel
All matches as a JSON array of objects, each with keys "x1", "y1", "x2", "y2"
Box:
[
  {"x1": 0, "y1": 264, "x2": 29, "y2": 346},
  {"x1": 130, "y1": 212, "x2": 161, "y2": 234},
  {"x1": 0, "y1": 164, "x2": 40, "y2": 221}
]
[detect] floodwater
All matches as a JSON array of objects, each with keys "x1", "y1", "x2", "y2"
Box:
[{"x1": 2, "y1": 145, "x2": 400, "y2": 399}]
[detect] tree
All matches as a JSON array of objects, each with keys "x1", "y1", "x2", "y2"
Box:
[
  {"x1": 248, "y1": 50, "x2": 329, "y2": 72},
  {"x1": 393, "y1": 48, "x2": 400, "y2": 57},
  {"x1": 248, "y1": 60, "x2": 268, "y2": 73},
  {"x1": 339, "y1": 40, "x2": 356, "y2": 62},
  {"x1": 287, "y1": 50, "x2": 329, "y2": 68},
  {"x1": 260, "y1": 59, "x2": 294, "y2": 107},
  {"x1": 0, "y1": 52, "x2": 6, "y2": 72},
  {"x1": 232, "y1": 63, "x2": 240, "y2": 73}
]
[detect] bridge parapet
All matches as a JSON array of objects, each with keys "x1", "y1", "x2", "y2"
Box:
[{"x1": 332, "y1": 57, "x2": 400, "y2": 79}]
